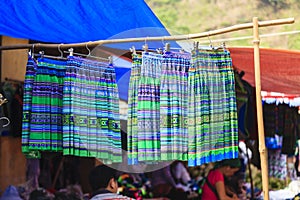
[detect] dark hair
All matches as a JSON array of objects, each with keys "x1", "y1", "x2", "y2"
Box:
[
  {"x1": 29, "y1": 189, "x2": 51, "y2": 200},
  {"x1": 214, "y1": 158, "x2": 241, "y2": 169},
  {"x1": 89, "y1": 165, "x2": 118, "y2": 191}
]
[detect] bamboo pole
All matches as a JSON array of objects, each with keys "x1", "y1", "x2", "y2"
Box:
[
  {"x1": 253, "y1": 17, "x2": 269, "y2": 200},
  {"x1": 0, "y1": 18, "x2": 295, "y2": 51}
]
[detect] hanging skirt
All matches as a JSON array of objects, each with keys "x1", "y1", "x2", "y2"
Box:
[
  {"x1": 160, "y1": 52, "x2": 190, "y2": 161},
  {"x1": 22, "y1": 55, "x2": 40, "y2": 158},
  {"x1": 127, "y1": 54, "x2": 142, "y2": 165},
  {"x1": 63, "y1": 56, "x2": 122, "y2": 164},
  {"x1": 28, "y1": 57, "x2": 66, "y2": 152},
  {"x1": 136, "y1": 52, "x2": 162, "y2": 163},
  {"x1": 188, "y1": 50, "x2": 238, "y2": 166}
]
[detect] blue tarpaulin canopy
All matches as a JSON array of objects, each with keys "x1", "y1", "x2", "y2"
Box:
[
  {"x1": 0, "y1": 0, "x2": 169, "y2": 43},
  {"x1": 0, "y1": 0, "x2": 175, "y2": 101}
]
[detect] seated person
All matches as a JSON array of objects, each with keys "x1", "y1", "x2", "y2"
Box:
[
  {"x1": 150, "y1": 163, "x2": 188, "y2": 200},
  {"x1": 201, "y1": 158, "x2": 241, "y2": 200},
  {"x1": 89, "y1": 164, "x2": 134, "y2": 200}
]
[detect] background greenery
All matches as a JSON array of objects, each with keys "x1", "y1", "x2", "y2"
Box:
[{"x1": 145, "y1": 0, "x2": 300, "y2": 50}]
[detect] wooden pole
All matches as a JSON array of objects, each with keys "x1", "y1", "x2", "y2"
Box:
[
  {"x1": 253, "y1": 17, "x2": 269, "y2": 200},
  {"x1": 0, "y1": 18, "x2": 295, "y2": 51}
]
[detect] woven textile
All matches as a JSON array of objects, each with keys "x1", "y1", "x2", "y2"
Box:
[
  {"x1": 136, "y1": 52, "x2": 162, "y2": 163},
  {"x1": 63, "y1": 56, "x2": 122, "y2": 163},
  {"x1": 127, "y1": 54, "x2": 142, "y2": 165},
  {"x1": 160, "y1": 52, "x2": 190, "y2": 161},
  {"x1": 187, "y1": 50, "x2": 238, "y2": 166},
  {"x1": 268, "y1": 149, "x2": 287, "y2": 180},
  {"x1": 25, "y1": 57, "x2": 66, "y2": 152},
  {"x1": 22, "y1": 55, "x2": 40, "y2": 158}
]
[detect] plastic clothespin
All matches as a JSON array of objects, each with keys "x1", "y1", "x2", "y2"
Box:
[
  {"x1": 164, "y1": 43, "x2": 170, "y2": 52},
  {"x1": 142, "y1": 43, "x2": 148, "y2": 52},
  {"x1": 108, "y1": 56, "x2": 113, "y2": 65},
  {"x1": 192, "y1": 41, "x2": 199, "y2": 54},
  {"x1": 195, "y1": 41, "x2": 199, "y2": 51},
  {"x1": 222, "y1": 42, "x2": 226, "y2": 51},
  {"x1": 39, "y1": 51, "x2": 45, "y2": 58},
  {"x1": 68, "y1": 48, "x2": 74, "y2": 56},
  {"x1": 156, "y1": 48, "x2": 162, "y2": 54},
  {"x1": 129, "y1": 46, "x2": 136, "y2": 54}
]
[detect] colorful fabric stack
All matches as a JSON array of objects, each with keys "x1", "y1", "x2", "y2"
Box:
[
  {"x1": 268, "y1": 149, "x2": 287, "y2": 180},
  {"x1": 187, "y1": 50, "x2": 238, "y2": 166}
]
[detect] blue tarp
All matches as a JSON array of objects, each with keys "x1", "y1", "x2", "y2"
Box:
[
  {"x1": 0, "y1": 0, "x2": 178, "y2": 101},
  {"x1": 0, "y1": 0, "x2": 168, "y2": 44}
]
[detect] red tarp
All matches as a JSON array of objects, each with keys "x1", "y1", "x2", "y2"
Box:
[{"x1": 229, "y1": 47, "x2": 300, "y2": 97}]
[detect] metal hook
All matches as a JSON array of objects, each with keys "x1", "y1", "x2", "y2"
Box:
[
  {"x1": 143, "y1": 37, "x2": 148, "y2": 52},
  {"x1": 0, "y1": 117, "x2": 10, "y2": 127},
  {"x1": 207, "y1": 33, "x2": 213, "y2": 48},
  {"x1": 162, "y1": 37, "x2": 166, "y2": 46},
  {"x1": 58, "y1": 44, "x2": 63, "y2": 58},
  {"x1": 31, "y1": 44, "x2": 35, "y2": 58},
  {"x1": 86, "y1": 41, "x2": 91, "y2": 56}
]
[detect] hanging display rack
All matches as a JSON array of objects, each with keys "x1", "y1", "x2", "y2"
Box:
[{"x1": 0, "y1": 17, "x2": 294, "y2": 51}]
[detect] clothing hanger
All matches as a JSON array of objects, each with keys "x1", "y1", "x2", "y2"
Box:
[
  {"x1": 31, "y1": 44, "x2": 35, "y2": 59},
  {"x1": 65, "y1": 48, "x2": 109, "y2": 62},
  {"x1": 0, "y1": 93, "x2": 8, "y2": 106},
  {"x1": 58, "y1": 44, "x2": 63, "y2": 58},
  {"x1": 196, "y1": 41, "x2": 226, "y2": 52},
  {"x1": 35, "y1": 51, "x2": 68, "y2": 60},
  {"x1": 0, "y1": 117, "x2": 10, "y2": 127},
  {"x1": 0, "y1": 93, "x2": 9, "y2": 128},
  {"x1": 86, "y1": 41, "x2": 91, "y2": 56}
]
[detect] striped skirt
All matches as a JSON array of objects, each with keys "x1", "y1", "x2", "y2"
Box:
[
  {"x1": 23, "y1": 56, "x2": 66, "y2": 153},
  {"x1": 187, "y1": 50, "x2": 238, "y2": 166},
  {"x1": 63, "y1": 56, "x2": 122, "y2": 164},
  {"x1": 127, "y1": 54, "x2": 142, "y2": 165},
  {"x1": 160, "y1": 52, "x2": 190, "y2": 161}
]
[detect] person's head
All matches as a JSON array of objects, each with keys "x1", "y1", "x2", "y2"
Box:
[
  {"x1": 214, "y1": 158, "x2": 241, "y2": 177},
  {"x1": 89, "y1": 165, "x2": 118, "y2": 193}
]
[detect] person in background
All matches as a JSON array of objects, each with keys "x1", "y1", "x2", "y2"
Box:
[
  {"x1": 88, "y1": 165, "x2": 134, "y2": 200},
  {"x1": 201, "y1": 158, "x2": 241, "y2": 200},
  {"x1": 170, "y1": 161, "x2": 191, "y2": 191},
  {"x1": 150, "y1": 163, "x2": 188, "y2": 200}
]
